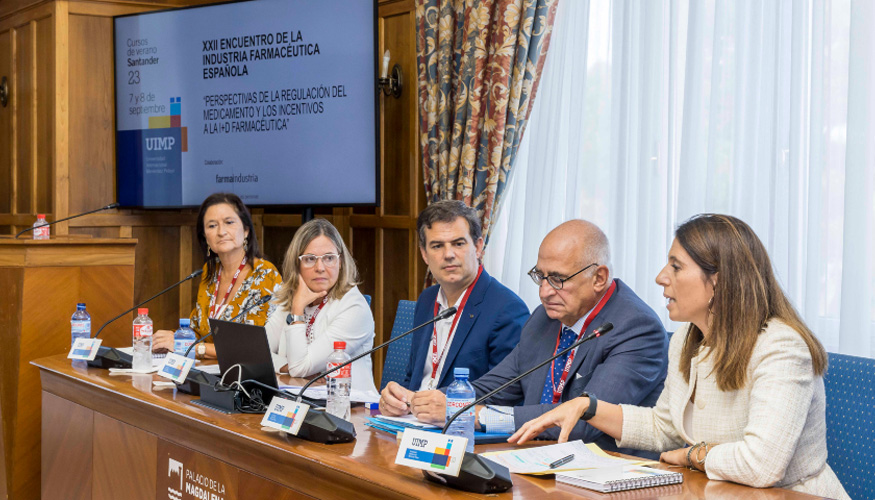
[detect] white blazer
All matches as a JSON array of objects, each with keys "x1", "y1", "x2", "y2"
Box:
[
  {"x1": 618, "y1": 320, "x2": 848, "y2": 499},
  {"x1": 265, "y1": 285, "x2": 378, "y2": 395}
]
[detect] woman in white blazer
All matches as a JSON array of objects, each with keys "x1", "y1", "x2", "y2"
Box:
[
  {"x1": 265, "y1": 218, "x2": 378, "y2": 395},
  {"x1": 510, "y1": 214, "x2": 848, "y2": 499}
]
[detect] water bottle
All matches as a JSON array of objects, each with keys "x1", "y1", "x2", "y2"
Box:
[
  {"x1": 70, "y1": 303, "x2": 91, "y2": 347},
  {"x1": 132, "y1": 308, "x2": 153, "y2": 372},
  {"x1": 326, "y1": 341, "x2": 351, "y2": 420},
  {"x1": 173, "y1": 318, "x2": 197, "y2": 359},
  {"x1": 32, "y1": 214, "x2": 49, "y2": 240},
  {"x1": 446, "y1": 367, "x2": 476, "y2": 453}
]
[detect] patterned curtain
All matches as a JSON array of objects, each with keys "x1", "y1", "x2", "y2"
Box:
[{"x1": 417, "y1": 0, "x2": 559, "y2": 241}]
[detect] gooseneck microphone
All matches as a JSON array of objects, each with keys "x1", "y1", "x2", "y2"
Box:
[
  {"x1": 87, "y1": 269, "x2": 204, "y2": 369},
  {"x1": 295, "y1": 306, "x2": 458, "y2": 402},
  {"x1": 183, "y1": 293, "x2": 272, "y2": 358},
  {"x1": 424, "y1": 322, "x2": 615, "y2": 494},
  {"x1": 15, "y1": 202, "x2": 120, "y2": 238},
  {"x1": 275, "y1": 305, "x2": 459, "y2": 445}
]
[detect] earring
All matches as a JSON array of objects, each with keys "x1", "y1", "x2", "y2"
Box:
[
  {"x1": 708, "y1": 295, "x2": 714, "y2": 315},
  {"x1": 244, "y1": 238, "x2": 249, "y2": 252},
  {"x1": 207, "y1": 246, "x2": 211, "y2": 258}
]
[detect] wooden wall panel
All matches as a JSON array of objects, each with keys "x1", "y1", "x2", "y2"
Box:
[
  {"x1": 35, "y1": 16, "x2": 52, "y2": 215},
  {"x1": 15, "y1": 20, "x2": 33, "y2": 215},
  {"x1": 352, "y1": 227, "x2": 377, "y2": 302},
  {"x1": 41, "y1": 392, "x2": 93, "y2": 500},
  {"x1": 0, "y1": 29, "x2": 12, "y2": 216},
  {"x1": 0, "y1": 268, "x2": 22, "y2": 497},
  {"x1": 262, "y1": 225, "x2": 296, "y2": 274},
  {"x1": 379, "y1": 7, "x2": 417, "y2": 217},
  {"x1": 68, "y1": 14, "x2": 114, "y2": 214},
  {"x1": 131, "y1": 225, "x2": 181, "y2": 330},
  {"x1": 92, "y1": 412, "x2": 158, "y2": 500},
  {"x1": 80, "y1": 264, "x2": 137, "y2": 347},
  {"x1": 238, "y1": 471, "x2": 318, "y2": 500}
]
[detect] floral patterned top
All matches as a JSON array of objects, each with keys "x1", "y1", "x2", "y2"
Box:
[{"x1": 189, "y1": 258, "x2": 282, "y2": 338}]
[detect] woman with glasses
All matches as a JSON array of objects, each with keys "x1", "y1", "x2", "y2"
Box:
[
  {"x1": 510, "y1": 214, "x2": 849, "y2": 499},
  {"x1": 153, "y1": 193, "x2": 281, "y2": 359},
  {"x1": 265, "y1": 218, "x2": 378, "y2": 394}
]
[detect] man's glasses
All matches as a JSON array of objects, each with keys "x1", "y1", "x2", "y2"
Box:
[
  {"x1": 298, "y1": 253, "x2": 341, "y2": 268},
  {"x1": 528, "y1": 263, "x2": 598, "y2": 290}
]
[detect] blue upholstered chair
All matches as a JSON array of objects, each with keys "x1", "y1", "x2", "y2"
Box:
[
  {"x1": 380, "y1": 300, "x2": 416, "y2": 390},
  {"x1": 824, "y1": 352, "x2": 875, "y2": 500},
  {"x1": 363, "y1": 294, "x2": 371, "y2": 307}
]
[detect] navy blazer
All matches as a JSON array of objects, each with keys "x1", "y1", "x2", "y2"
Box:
[
  {"x1": 471, "y1": 278, "x2": 668, "y2": 455},
  {"x1": 400, "y1": 269, "x2": 530, "y2": 391}
]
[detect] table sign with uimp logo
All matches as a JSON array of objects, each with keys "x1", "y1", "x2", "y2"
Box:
[
  {"x1": 260, "y1": 396, "x2": 309, "y2": 435},
  {"x1": 157, "y1": 352, "x2": 195, "y2": 384},
  {"x1": 394, "y1": 428, "x2": 466, "y2": 477},
  {"x1": 67, "y1": 337, "x2": 103, "y2": 361}
]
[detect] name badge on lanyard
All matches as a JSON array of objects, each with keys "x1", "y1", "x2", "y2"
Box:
[
  {"x1": 428, "y1": 266, "x2": 483, "y2": 389},
  {"x1": 550, "y1": 280, "x2": 616, "y2": 403}
]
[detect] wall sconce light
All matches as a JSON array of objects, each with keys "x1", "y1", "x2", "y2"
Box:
[
  {"x1": 0, "y1": 77, "x2": 8, "y2": 107},
  {"x1": 378, "y1": 50, "x2": 403, "y2": 99}
]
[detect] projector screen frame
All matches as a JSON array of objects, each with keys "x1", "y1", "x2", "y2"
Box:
[{"x1": 111, "y1": 0, "x2": 382, "y2": 210}]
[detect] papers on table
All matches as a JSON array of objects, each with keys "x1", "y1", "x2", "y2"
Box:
[
  {"x1": 197, "y1": 363, "x2": 222, "y2": 375},
  {"x1": 280, "y1": 385, "x2": 380, "y2": 404},
  {"x1": 480, "y1": 440, "x2": 648, "y2": 475}
]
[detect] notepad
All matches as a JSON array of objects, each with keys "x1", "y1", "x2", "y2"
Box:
[{"x1": 555, "y1": 465, "x2": 683, "y2": 492}]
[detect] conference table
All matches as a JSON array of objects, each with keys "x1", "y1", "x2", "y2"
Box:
[{"x1": 34, "y1": 354, "x2": 819, "y2": 500}]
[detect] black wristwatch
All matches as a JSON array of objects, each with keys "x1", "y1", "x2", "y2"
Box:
[{"x1": 579, "y1": 392, "x2": 598, "y2": 421}]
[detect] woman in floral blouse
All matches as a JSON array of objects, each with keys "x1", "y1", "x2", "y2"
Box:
[{"x1": 152, "y1": 193, "x2": 281, "y2": 359}]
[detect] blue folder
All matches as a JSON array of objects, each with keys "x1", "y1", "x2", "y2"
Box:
[{"x1": 365, "y1": 417, "x2": 511, "y2": 444}]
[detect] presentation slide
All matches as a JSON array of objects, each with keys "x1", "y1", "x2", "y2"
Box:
[{"x1": 114, "y1": 0, "x2": 377, "y2": 207}]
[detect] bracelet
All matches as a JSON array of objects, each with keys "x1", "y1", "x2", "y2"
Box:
[
  {"x1": 686, "y1": 442, "x2": 704, "y2": 470},
  {"x1": 694, "y1": 442, "x2": 710, "y2": 470}
]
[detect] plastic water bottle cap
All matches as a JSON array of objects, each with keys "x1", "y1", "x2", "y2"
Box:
[
  {"x1": 179, "y1": 318, "x2": 190, "y2": 327},
  {"x1": 333, "y1": 341, "x2": 346, "y2": 350},
  {"x1": 454, "y1": 367, "x2": 469, "y2": 378},
  {"x1": 137, "y1": 308, "x2": 149, "y2": 316},
  {"x1": 37, "y1": 214, "x2": 45, "y2": 218},
  {"x1": 77, "y1": 303, "x2": 86, "y2": 309}
]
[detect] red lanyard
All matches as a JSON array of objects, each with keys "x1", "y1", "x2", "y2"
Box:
[
  {"x1": 430, "y1": 266, "x2": 483, "y2": 381},
  {"x1": 549, "y1": 280, "x2": 617, "y2": 403},
  {"x1": 209, "y1": 256, "x2": 247, "y2": 319},
  {"x1": 305, "y1": 297, "x2": 328, "y2": 344}
]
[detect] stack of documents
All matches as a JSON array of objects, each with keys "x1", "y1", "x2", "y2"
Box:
[{"x1": 480, "y1": 440, "x2": 640, "y2": 475}]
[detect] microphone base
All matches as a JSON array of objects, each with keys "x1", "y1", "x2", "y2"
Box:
[
  {"x1": 87, "y1": 347, "x2": 132, "y2": 369},
  {"x1": 174, "y1": 369, "x2": 220, "y2": 396},
  {"x1": 423, "y1": 452, "x2": 513, "y2": 494},
  {"x1": 293, "y1": 408, "x2": 356, "y2": 444},
  {"x1": 175, "y1": 369, "x2": 238, "y2": 413}
]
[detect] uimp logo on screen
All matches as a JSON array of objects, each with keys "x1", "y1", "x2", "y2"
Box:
[
  {"x1": 146, "y1": 136, "x2": 176, "y2": 151},
  {"x1": 165, "y1": 456, "x2": 227, "y2": 500}
]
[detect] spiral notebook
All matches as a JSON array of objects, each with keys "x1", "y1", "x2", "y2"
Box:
[{"x1": 555, "y1": 465, "x2": 683, "y2": 493}]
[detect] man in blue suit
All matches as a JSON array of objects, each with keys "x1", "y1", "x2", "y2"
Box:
[
  {"x1": 379, "y1": 201, "x2": 529, "y2": 414},
  {"x1": 392, "y1": 220, "x2": 668, "y2": 454}
]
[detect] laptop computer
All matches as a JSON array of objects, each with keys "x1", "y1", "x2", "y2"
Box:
[{"x1": 208, "y1": 319, "x2": 279, "y2": 395}]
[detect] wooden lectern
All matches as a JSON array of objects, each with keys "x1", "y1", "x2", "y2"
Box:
[{"x1": 0, "y1": 237, "x2": 136, "y2": 500}]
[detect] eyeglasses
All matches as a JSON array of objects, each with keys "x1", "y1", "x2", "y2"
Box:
[
  {"x1": 528, "y1": 263, "x2": 598, "y2": 290},
  {"x1": 298, "y1": 253, "x2": 341, "y2": 268}
]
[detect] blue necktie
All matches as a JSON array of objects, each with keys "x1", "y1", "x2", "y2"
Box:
[{"x1": 540, "y1": 327, "x2": 579, "y2": 404}]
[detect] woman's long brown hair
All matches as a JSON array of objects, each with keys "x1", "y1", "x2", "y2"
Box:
[{"x1": 676, "y1": 214, "x2": 827, "y2": 391}]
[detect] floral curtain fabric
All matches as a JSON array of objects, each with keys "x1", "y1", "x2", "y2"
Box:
[{"x1": 416, "y1": 0, "x2": 558, "y2": 241}]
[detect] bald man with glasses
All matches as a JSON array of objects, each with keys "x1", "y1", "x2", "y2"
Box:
[{"x1": 387, "y1": 220, "x2": 668, "y2": 455}]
